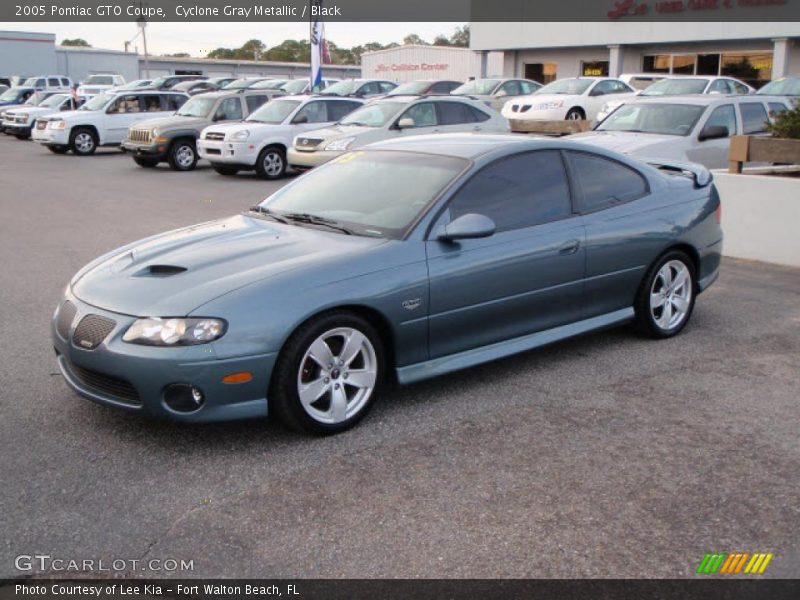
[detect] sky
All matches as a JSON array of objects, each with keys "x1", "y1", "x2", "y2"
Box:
[{"x1": 8, "y1": 22, "x2": 464, "y2": 55}]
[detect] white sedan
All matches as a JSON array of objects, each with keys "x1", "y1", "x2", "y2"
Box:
[{"x1": 501, "y1": 77, "x2": 636, "y2": 122}]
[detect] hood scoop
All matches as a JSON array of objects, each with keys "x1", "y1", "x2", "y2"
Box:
[{"x1": 134, "y1": 264, "x2": 188, "y2": 278}]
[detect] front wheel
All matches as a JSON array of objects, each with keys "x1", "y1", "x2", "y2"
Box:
[
  {"x1": 69, "y1": 127, "x2": 97, "y2": 155},
  {"x1": 634, "y1": 250, "x2": 696, "y2": 338},
  {"x1": 168, "y1": 139, "x2": 198, "y2": 171},
  {"x1": 565, "y1": 108, "x2": 585, "y2": 121},
  {"x1": 255, "y1": 146, "x2": 287, "y2": 180},
  {"x1": 270, "y1": 311, "x2": 385, "y2": 435}
]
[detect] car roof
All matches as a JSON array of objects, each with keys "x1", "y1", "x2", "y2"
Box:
[
  {"x1": 366, "y1": 133, "x2": 561, "y2": 159},
  {"x1": 629, "y1": 94, "x2": 781, "y2": 106}
]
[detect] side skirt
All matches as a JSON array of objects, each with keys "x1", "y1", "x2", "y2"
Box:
[{"x1": 395, "y1": 307, "x2": 635, "y2": 385}]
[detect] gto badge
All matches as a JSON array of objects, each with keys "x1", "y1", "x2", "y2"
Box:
[{"x1": 402, "y1": 298, "x2": 421, "y2": 311}]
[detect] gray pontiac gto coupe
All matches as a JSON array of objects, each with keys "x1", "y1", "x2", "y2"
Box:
[{"x1": 53, "y1": 134, "x2": 722, "y2": 434}]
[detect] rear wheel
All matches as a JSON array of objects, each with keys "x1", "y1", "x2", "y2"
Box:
[
  {"x1": 255, "y1": 146, "x2": 287, "y2": 180},
  {"x1": 168, "y1": 139, "x2": 198, "y2": 171},
  {"x1": 212, "y1": 165, "x2": 240, "y2": 176},
  {"x1": 565, "y1": 107, "x2": 585, "y2": 121},
  {"x1": 270, "y1": 311, "x2": 385, "y2": 435},
  {"x1": 634, "y1": 250, "x2": 696, "y2": 338},
  {"x1": 133, "y1": 156, "x2": 159, "y2": 168},
  {"x1": 69, "y1": 127, "x2": 97, "y2": 155},
  {"x1": 47, "y1": 145, "x2": 69, "y2": 154}
]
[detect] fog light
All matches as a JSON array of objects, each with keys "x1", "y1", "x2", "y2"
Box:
[{"x1": 164, "y1": 384, "x2": 205, "y2": 412}]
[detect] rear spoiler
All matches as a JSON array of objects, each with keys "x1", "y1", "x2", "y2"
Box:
[{"x1": 644, "y1": 158, "x2": 713, "y2": 188}]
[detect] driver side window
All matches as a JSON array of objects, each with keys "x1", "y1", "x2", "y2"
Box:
[
  {"x1": 110, "y1": 95, "x2": 141, "y2": 113},
  {"x1": 215, "y1": 97, "x2": 243, "y2": 121},
  {"x1": 399, "y1": 103, "x2": 437, "y2": 128},
  {"x1": 704, "y1": 105, "x2": 736, "y2": 137},
  {"x1": 294, "y1": 101, "x2": 328, "y2": 123}
]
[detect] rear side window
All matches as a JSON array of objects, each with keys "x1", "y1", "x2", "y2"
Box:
[
  {"x1": 708, "y1": 79, "x2": 731, "y2": 94},
  {"x1": 164, "y1": 94, "x2": 187, "y2": 110},
  {"x1": 520, "y1": 81, "x2": 538, "y2": 94},
  {"x1": 48, "y1": 78, "x2": 60, "y2": 87},
  {"x1": 379, "y1": 82, "x2": 396, "y2": 93},
  {"x1": 768, "y1": 102, "x2": 788, "y2": 116},
  {"x1": 739, "y1": 102, "x2": 769, "y2": 134},
  {"x1": 141, "y1": 94, "x2": 162, "y2": 112},
  {"x1": 245, "y1": 95, "x2": 268, "y2": 113},
  {"x1": 326, "y1": 100, "x2": 361, "y2": 121},
  {"x1": 109, "y1": 94, "x2": 141, "y2": 113},
  {"x1": 447, "y1": 150, "x2": 572, "y2": 233},
  {"x1": 431, "y1": 81, "x2": 460, "y2": 94},
  {"x1": 468, "y1": 105, "x2": 491, "y2": 122},
  {"x1": 438, "y1": 101, "x2": 477, "y2": 125},
  {"x1": 567, "y1": 151, "x2": 647, "y2": 213},
  {"x1": 61, "y1": 78, "x2": 70, "y2": 87}
]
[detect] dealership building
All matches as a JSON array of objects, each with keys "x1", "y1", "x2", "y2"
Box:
[
  {"x1": 470, "y1": 22, "x2": 800, "y2": 88},
  {"x1": 361, "y1": 45, "x2": 503, "y2": 83}
]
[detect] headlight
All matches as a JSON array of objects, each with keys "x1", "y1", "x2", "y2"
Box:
[
  {"x1": 20, "y1": 115, "x2": 29, "y2": 123},
  {"x1": 49, "y1": 120, "x2": 67, "y2": 130},
  {"x1": 122, "y1": 317, "x2": 226, "y2": 346},
  {"x1": 150, "y1": 127, "x2": 160, "y2": 138},
  {"x1": 231, "y1": 130, "x2": 249, "y2": 141},
  {"x1": 533, "y1": 100, "x2": 564, "y2": 110},
  {"x1": 324, "y1": 137, "x2": 355, "y2": 151}
]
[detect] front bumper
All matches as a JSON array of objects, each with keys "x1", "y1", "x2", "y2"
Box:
[
  {"x1": 287, "y1": 147, "x2": 342, "y2": 169},
  {"x1": 32, "y1": 126, "x2": 69, "y2": 146},
  {"x1": 503, "y1": 107, "x2": 568, "y2": 121},
  {"x1": 197, "y1": 138, "x2": 257, "y2": 166},
  {"x1": 4, "y1": 123, "x2": 32, "y2": 136},
  {"x1": 52, "y1": 291, "x2": 274, "y2": 422},
  {"x1": 122, "y1": 140, "x2": 168, "y2": 160}
]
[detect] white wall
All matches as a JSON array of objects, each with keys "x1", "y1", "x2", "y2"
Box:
[
  {"x1": 361, "y1": 45, "x2": 502, "y2": 83},
  {"x1": 0, "y1": 31, "x2": 57, "y2": 77},
  {"x1": 713, "y1": 171, "x2": 800, "y2": 268}
]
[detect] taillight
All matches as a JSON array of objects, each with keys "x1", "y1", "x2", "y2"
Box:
[{"x1": 715, "y1": 202, "x2": 722, "y2": 224}]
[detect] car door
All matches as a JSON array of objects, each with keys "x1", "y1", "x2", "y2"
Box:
[
  {"x1": 289, "y1": 100, "x2": 337, "y2": 134},
  {"x1": 426, "y1": 150, "x2": 586, "y2": 358},
  {"x1": 687, "y1": 103, "x2": 737, "y2": 169},
  {"x1": 566, "y1": 150, "x2": 657, "y2": 319},
  {"x1": 102, "y1": 94, "x2": 143, "y2": 143},
  {"x1": 214, "y1": 96, "x2": 244, "y2": 122},
  {"x1": 394, "y1": 102, "x2": 440, "y2": 137}
]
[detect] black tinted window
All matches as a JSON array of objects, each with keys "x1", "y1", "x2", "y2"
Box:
[
  {"x1": 448, "y1": 151, "x2": 572, "y2": 232},
  {"x1": 431, "y1": 81, "x2": 459, "y2": 94},
  {"x1": 142, "y1": 94, "x2": 162, "y2": 112},
  {"x1": 164, "y1": 94, "x2": 187, "y2": 110},
  {"x1": 567, "y1": 151, "x2": 647, "y2": 212},
  {"x1": 468, "y1": 106, "x2": 491, "y2": 122},
  {"x1": 48, "y1": 78, "x2": 60, "y2": 87},
  {"x1": 327, "y1": 100, "x2": 361, "y2": 121},
  {"x1": 740, "y1": 102, "x2": 769, "y2": 134},
  {"x1": 245, "y1": 95, "x2": 268, "y2": 112},
  {"x1": 438, "y1": 102, "x2": 476, "y2": 125},
  {"x1": 769, "y1": 102, "x2": 787, "y2": 116}
]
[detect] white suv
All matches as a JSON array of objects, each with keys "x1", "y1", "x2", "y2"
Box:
[
  {"x1": 32, "y1": 90, "x2": 188, "y2": 155},
  {"x1": 197, "y1": 95, "x2": 365, "y2": 179},
  {"x1": 77, "y1": 74, "x2": 126, "y2": 98},
  {"x1": 21, "y1": 76, "x2": 73, "y2": 93}
]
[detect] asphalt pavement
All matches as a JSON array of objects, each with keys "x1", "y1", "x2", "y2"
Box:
[{"x1": 1, "y1": 135, "x2": 798, "y2": 579}]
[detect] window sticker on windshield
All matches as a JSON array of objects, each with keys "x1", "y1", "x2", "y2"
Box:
[{"x1": 333, "y1": 151, "x2": 365, "y2": 164}]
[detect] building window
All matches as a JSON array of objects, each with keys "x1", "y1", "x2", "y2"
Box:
[
  {"x1": 524, "y1": 63, "x2": 557, "y2": 84},
  {"x1": 697, "y1": 54, "x2": 721, "y2": 76},
  {"x1": 582, "y1": 61, "x2": 609, "y2": 77},
  {"x1": 643, "y1": 55, "x2": 671, "y2": 74},
  {"x1": 721, "y1": 53, "x2": 772, "y2": 88},
  {"x1": 672, "y1": 55, "x2": 696, "y2": 74}
]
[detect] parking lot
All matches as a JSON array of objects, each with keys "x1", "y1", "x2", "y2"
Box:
[{"x1": 1, "y1": 133, "x2": 799, "y2": 579}]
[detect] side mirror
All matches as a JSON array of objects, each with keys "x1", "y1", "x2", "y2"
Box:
[
  {"x1": 698, "y1": 124, "x2": 729, "y2": 141},
  {"x1": 436, "y1": 213, "x2": 496, "y2": 242},
  {"x1": 292, "y1": 114, "x2": 309, "y2": 124},
  {"x1": 397, "y1": 117, "x2": 415, "y2": 129}
]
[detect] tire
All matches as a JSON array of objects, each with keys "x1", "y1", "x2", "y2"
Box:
[
  {"x1": 212, "y1": 165, "x2": 240, "y2": 176},
  {"x1": 69, "y1": 127, "x2": 97, "y2": 155},
  {"x1": 168, "y1": 139, "x2": 198, "y2": 171},
  {"x1": 133, "y1": 156, "x2": 159, "y2": 168},
  {"x1": 270, "y1": 311, "x2": 385, "y2": 435},
  {"x1": 47, "y1": 145, "x2": 69, "y2": 154},
  {"x1": 634, "y1": 250, "x2": 697, "y2": 338},
  {"x1": 255, "y1": 145, "x2": 287, "y2": 180},
  {"x1": 15, "y1": 133, "x2": 29, "y2": 140},
  {"x1": 565, "y1": 108, "x2": 585, "y2": 121}
]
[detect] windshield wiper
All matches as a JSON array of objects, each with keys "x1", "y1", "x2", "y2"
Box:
[
  {"x1": 248, "y1": 206, "x2": 289, "y2": 224},
  {"x1": 282, "y1": 212, "x2": 354, "y2": 235}
]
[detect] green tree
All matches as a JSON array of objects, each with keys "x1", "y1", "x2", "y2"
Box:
[
  {"x1": 450, "y1": 25, "x2": 470, "y2": 47},
  {"x1": 433, "y1": 34, "x2": 452, "y2": 47},
  {"x1": 61, "y1": 38, "x2": 91, "y2": 47},
  {"x1": 403, "y1": 34, "x2": 428, "y2": 46}
]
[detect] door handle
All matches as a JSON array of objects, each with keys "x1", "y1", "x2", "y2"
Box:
[{"x1": 558, "y1": 239, "x2": 580, "y2": 255}]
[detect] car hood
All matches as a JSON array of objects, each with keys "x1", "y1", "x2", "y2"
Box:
[
  {"x1": 203, "y1": 120, "x2": 283, "y2": 137},
  {"x1": 301, "y1": 123, "x2": 371, "y2": 141},
  {"x1": 1, "y1": 103, "x2": 30, "y2": 111},
  {"x1": 130, "y1": 115, "x2": 200, "y2": 130},
  {"x1": 10, "y1": 106, "x2": 51, "y2": 117},
  {"x1": 71, "y1": 214, "x2": 386, "y2": 316},
  {"x1": 43, "y1": 109, "x2": 101, "y2": 121},
  {"x1": 568, "y1": 130, "x2": 679, "y2": 154}
]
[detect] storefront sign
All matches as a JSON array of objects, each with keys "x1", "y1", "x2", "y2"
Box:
[{"x1": 374, "y1": 63, "x2": 450, "y2": 73}]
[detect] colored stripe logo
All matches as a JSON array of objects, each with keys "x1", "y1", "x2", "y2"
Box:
[{"x1": 696, "y1": 552, "x2": 773, "y2": 574}]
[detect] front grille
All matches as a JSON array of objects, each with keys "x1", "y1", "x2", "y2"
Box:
[
  {"x1": 296, "y1": 137, "x2": 323, "y2": 149},
  {"x1": 205, "y1": 131, "x2": 225, "y2": 141},
  {"x1": 128, "y1": 128, "x2": 151, "y2": 143},
  {"x1": 14, "y1": 115, "x2": 26, "y2": 123},
  {"x1": 36, "y1": 120, "x2": 47, "y2": 130},
  {"x1": 72, "y1": 314, "x2": 116, "y2": 350},
  {"x1": 65, "y1": 359, "x2": 141, "y2": 405},
  {"x1": 56, "y1": 300, "x2": 77, "y2": 339}
]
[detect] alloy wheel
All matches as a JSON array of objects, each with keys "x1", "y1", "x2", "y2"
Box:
[
  {"x1": 649, "y1": 260, "x2": 693, "y2": 330},
  {"x1": 296, "y1": 327, "x2": 378, "y2": 425},
  {"x1": 175, "y1": 144, "x2": 195, "y2": 168},
  {"x1": 263, "y1": 151, "x2": 284, "y2": 177},
  {"x1": 74, "y1": 132, "x2": 94, "y2": 153}
]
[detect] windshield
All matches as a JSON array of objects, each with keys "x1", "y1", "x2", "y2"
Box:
[
  {"x1": 0, "y1": 88, "x2": 22, "y2": 101},
  {"x1": 176, "y1": 96, "x2": 215, "y2": 117},
  {"x1": 258, "y1": 150, "x2": 466, "y2": 238},
  {"x1": 246, "y1": 99, "x2": 301, "y2": 124},
  {"x1": 281, "y1": 80, "x2": 309, "y2": 94},
  {"x1": 641, "y1": 78, "x2": 709, "y2": 96},
  {"x1": 451, "y1": 79, "x2": 500, "y2": 95},
  {"x1": 339, "y1": 102, "x2": 404, "y2": 127},
  {"x1": 251, "y1": 79, "x2": 287, "y2": 89},
  {"x1": 536, "y1": 79, "x2": 593, "y2": 95},
  {"x1": 80, "y1": 93, "x2": 112, "y2": 111},
  {"x1": 596, "y1": 102, "x2": 706, "y2": 136},
  {"x1": 84, "y1": 75, "x2": 115, "y2": 85},
  {"x1": 39, "y1": 94, "x2": 69, "y2": 108},
  {"x1": 388, "y1": 81, "x2": 430, "y2": 95},
  {"x1": 323, "y1": 80, "x2": 360, "y2": 95},
  {"x1": 758, "y1": 78, "x2": 800, "y2": 96}
]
